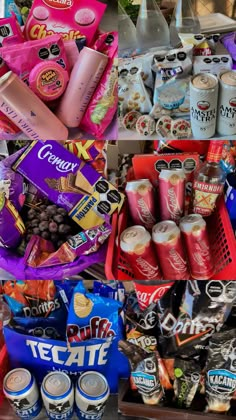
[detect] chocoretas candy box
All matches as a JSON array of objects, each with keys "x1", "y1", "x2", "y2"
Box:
[{"x1": 13, "y1": 141, "x2": 124, "y2": 230}]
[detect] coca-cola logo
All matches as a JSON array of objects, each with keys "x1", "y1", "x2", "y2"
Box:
[
  {"x1": 197, "y1": 101, "x2": 210, "y2": 111},
  {"x1": 229, "y1": 97, "x2": 236, "y2": 108},
  {"x1": 135, "y1": 284, "x2": 173, "y2": 309},
  {"x1": 136, "y1": 257, "x2": 159, "y2": 279},
  {"x1": 168, "y1": 248, "x2": 188, "y2": 274},
  {"x1": 166, "y1": 187, "x2": 181, "y2": 220},
  {"x1": 42, "y1": 0, "x2": 73, "y2": 9},
  {"x1": 137, "y1": 198, "x2": 155, "y2": 227},
  {"x1": 193, "y1": 239, "x2": 211, "y2": 268}
]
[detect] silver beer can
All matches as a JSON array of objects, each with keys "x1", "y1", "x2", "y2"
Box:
[
  {"x1": 41, "y1": 371, "x2": 74, "y2": 419},
  {"x1": 75, "y1": 371, "x2": 109, "y2": 420},
  {"x1": 3, "y1": 368, "x2": 42, "y2": 419},
  {"x1": 190, "y1": 73, "x2": 218, "y2": 138},
  {"x1": 217, "y1": 70, "x2": 236, "y2": 135}
]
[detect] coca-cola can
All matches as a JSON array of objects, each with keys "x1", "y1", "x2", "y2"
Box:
[
  {"x1": 190, "y1": 73, "x2": 218, "y2": 139},
  {"x1": 133, "y1": 280, "x2": 174, "y2": 310},
  {"x1": 120, "y1": 225, "x2": 162, "y2": 280},
  {"x1": 159, "y1": 169, "x2": 185, "y2": 224},
  {"x1": 217, "y1": 70, "x2": 236, "y2": 136},
  {"x1": 179, "y1": 214, "x2": 214, "y2": 280},
  {"x1": 125, "y1": 179, "x2": 156, "y2": 230},
  {"x1": 152, "y1": 221, "x2": 189, "y2": 280}
]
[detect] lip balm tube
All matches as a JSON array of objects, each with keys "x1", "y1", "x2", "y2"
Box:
[
  {"x1": 56, "y1": 47, "x2": 108, "y2": 128},
  {"x1": 0, "y1": 71, "x2": 69, "y2": 141}
]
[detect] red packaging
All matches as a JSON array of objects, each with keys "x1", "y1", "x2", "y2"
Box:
[
  {"x1": 120, "y1": 226, "x2": 162, "y2": 281},
  {"x1": 152, "y1": 221, "x2": 189, "y2": 280},
  {"x1": 180, "y1": 214, "x2": 214, "y2": 280},
  {"x1": 125, "y1": 179, "x2": 156, "y2": 231},
  {"x1": 133, "y1": 281, "x2": 174, "y2": 310},
  {"x1": 154, "y1": 140, "x2": 209, "y2": 155},
  {"x1": 159, "y1": 169, "x2": 185, "y2": 224}
]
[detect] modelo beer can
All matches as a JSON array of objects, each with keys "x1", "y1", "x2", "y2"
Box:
[
  {"x1": 159, "y1": 169, "x2": 185, "y2": 224},
  {"x1": 41, "y1": 371, "x2": 74, "y2": 419},
  {"x1": 120, "y1": 225, "x2": 162, "y2": 280},
  {"x1": 125, "y1": 179, "x2": 156, "y2": 231},
  {"x1": 152, "y1": 221, "x2": 189, "y2": 280},
  {"x1": 75, "y1": 371, "x2": 109, "y2": 420},
  {"x1": 179, "y1": 214, "x2": 214, "y2": 280},
  {"x1": 3, "y1": 368, "x2": 42, "y2": 419},
  {"x1": 217, "y1": 70, "x2": 236, "y2": 135},
  {"x1": 133, "y1": 280, "x2": 174, "y2": 310},
  {"x1": 190, "y1": 73, "x2": 218, "y2": 139}
]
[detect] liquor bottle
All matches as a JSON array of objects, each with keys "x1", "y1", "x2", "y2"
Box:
[
  {"x1": 170, "y1": 0, "x2": 201, "y2": 47},
  {"x1": 136, "y1": 0, "x2": 170, "y2": 52},
  {"x1": 192, "y1": 141, "x2": 226, "y2": 217}
]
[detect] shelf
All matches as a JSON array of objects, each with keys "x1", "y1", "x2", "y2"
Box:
[{"x1": 118, "y1": 129, "x2": 236, "y2": 141}]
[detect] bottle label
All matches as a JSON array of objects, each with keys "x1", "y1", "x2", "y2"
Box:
[{"x1": 193, "y1": 180, "x2": 223, "y2": 216}]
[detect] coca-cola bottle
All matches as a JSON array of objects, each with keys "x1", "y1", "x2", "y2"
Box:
[{"x1": 192, "y1": 141, "x2": 226, "y2": 217}]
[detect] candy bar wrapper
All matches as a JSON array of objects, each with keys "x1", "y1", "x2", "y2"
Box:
[
  {"x1": 0, "y1": 192, "x2": 25, "y2": 248},
  {"x1": 24, "y1": 222, "x2": 111, "y2": 268},
  {"x1": 13, "y1": 141, "x2": 124, "y2": 229},
  {"x1": 0, "y1": 13, "x2": 25, "y2": 47},
  {"x1": 64, "y1": 140, "x2": 106, "y2": 162}
]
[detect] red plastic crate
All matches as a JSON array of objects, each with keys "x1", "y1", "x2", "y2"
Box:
[
  {"x1": 105, "y1": 196, "x2": 236, "y2": 280},
  {"x1": 0, "y1": 345, "x2": 9, "y2": 406}
]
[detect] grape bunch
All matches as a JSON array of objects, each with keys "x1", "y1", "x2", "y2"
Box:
[{"x1": 25, "y1": 203, "x2": 75, "y2": 249}]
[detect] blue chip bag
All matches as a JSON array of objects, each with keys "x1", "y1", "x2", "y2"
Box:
[
  {"x1": 10, "y1": 316, "x2": 65, "y2": 340},
  {"x1": 93, "y1": 281, "x2": 125, "y2": 302},
  {"x1": 67, "y1": 281, "x2": 121, "y2": 347}
]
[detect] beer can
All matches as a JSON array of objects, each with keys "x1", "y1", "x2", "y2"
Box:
[
  {"x1": 152, "y1": 221, "x2": 189, "y2": 280},
  {"x1": 75, "y1": 371, "x2": 109, "y2": 420},
  {"x1": 217, "y1": 70, "x2": 236, "y2": 135},
  {"x1": 3, "y1": 368, "x2": 42, "y2": 419},
  {"x1": 190, "y1": 73, "x2": 218, "y2": 138},
  {"x1": 179, "y1": 214, "x2": 214, "y2": 280},
  {"x1": 120, "y1": 225, "x2": 162, "y2": 280},
  {"x1": 159, "y1": 169, "x2": 185, "y2": 224},
  {"x1": 133, "y1": 280, "x2": 174, "y2": 310},
  {"x1": 41, "y1": 371, "x2": 74, "y2": 420},
  {"x1": 125, "y1": 179, "x2": 156, "y2": 230}
]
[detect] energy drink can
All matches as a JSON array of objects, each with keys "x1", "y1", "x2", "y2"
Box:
[
  {"x1": 41, "y1": 371, "x2": 74, "y2": 419},
  {"x1": 190, "y1": 73, "x2": 218, "y2": 139},
  {"x1": 3, "y1": 368, "x2": 42, "y2": 419},
  {"x1": 217, "y1": 70, "x2": 236, "y2": 135},
  {"x1": 75, "y1": 371, "x2": 109, "y2": 420}
]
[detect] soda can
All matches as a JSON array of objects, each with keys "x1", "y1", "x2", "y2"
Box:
[
  {"x1": 217, "y1": 70, "x2": 236, "y2": 135},
  {"x1": 120, "y1": 225, "x2": 162, "y2": 280},
  {"x1": 179, "y1": 214, "x2": 214, "y2": 280},
  {"x1": 125, "y1": 179, "x2": 156, "y2": 230},
  {"x1": 3, "y1": 368, "x2": 42, "y2": 419},
  {"x1": 41, "y1": 371, "x2": 74, "y2": 419},
  {"x1": 159, "y1": 169, "x2": 185, "y2": 224},
  {"x1": 75, "y1": 371, "x2": 109, "y2": 420},
  {"x1": 190, "y1": 73, "x2": 218, "y2": 139},
  {"x1": 133, "y1": 280, "x2": 174, "y2": 310},
  {"x1": 152, "y1": 221, "x2": 189, "y2": 280}
]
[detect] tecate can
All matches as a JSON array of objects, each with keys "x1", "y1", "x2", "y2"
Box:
[
  {"x1": 41, "y1": 372, "x2": 74, "y2": 420},
  {"x1": 159, "y1": 169, "x2": 185, "y2": 224},
  {"x1": 217, "y1": 70, "x2": 236, "y2": 135},
  {"x1": 179, "y1": 214, "x2": 214, "y2": 280},
  {"x1": 75, "y1": 371, "x2": 109, "y2": 420},
  {"x1": 152, "y1": 221, "x2": 189, "y2": 280},
  {"x1": 3, "y1": 368, "x2": 42, "y2": 419},
  {"x1": 56, "y1": 47, "x2": 108, "y2": 128},
  {"x1": 120, "y1": 225, "x2": 162, "y2": 280},
  {"x1": 133, "y1": 280, "x2": 174, "y2": 310},
  {"x1": 190, "y1": 73, "x2": 218, "y2": 139},
  {"x1": 125, "y1": 179, "x2": 156, "y2": 230}
]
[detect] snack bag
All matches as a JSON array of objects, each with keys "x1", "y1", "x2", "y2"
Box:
[
  {"x1": 0, "y1": 193, "x2": 25, "y2": 248},
  {"x1": 65, "y1": 140, "x2": 107, "y2": 175},
  {"x1": 67, "y1": 281, "x2": 121, "y2": 347},
  {"x1": 80, "y1": 32, "x2": 118, "y2": 138},
  {"x1": 0, "y1": 148, "x2": 25, "y2": 211},
  {"x1": 221, "y1": 32, "x2": 236, "y2": 69},
  {"x1": 174, "y1": 358, "x2": 201, "y2": 408}
]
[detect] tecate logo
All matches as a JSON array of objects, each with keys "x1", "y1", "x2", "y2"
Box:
[
  {"x1": 42, "y1": 0, "x2": 73, "y2": 10},
  {"x1": 197, "y1": 101, "x2": 210, "y2": 111},
  {"x1": 229, "y1": 97, "x2": 236, "y2": 107},
  {"x1": 38, "y1": 144, "x2": 78, "y2": 173}
]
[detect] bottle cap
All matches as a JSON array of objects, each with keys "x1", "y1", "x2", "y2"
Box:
[{"x1": 207, "y1": 140, "x2": 224, "y2": 163}]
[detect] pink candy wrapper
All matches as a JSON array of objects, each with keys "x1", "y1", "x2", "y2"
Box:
[
  {"x1": 0, "y1": 34, "x2": 69, "y2": 84},
  {"x1": 79, "y1": 32, "x2": 118, "y2": 138},
  {"x1": 23, "y1": 222, "x2": 111, "y2": 268}
]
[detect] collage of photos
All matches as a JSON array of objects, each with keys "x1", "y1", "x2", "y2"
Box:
[{"x1": 0, "y1": 1, "x2": 236, "y2": 420}]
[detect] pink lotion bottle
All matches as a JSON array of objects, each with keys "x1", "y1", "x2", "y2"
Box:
[{"x1": 56, "y1": 47, "x2": 108, "y2": 128}]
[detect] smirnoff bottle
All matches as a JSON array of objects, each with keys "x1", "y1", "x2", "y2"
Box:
[{"x1": 192, "y1": 141, "x2": 226, "y2": 217}]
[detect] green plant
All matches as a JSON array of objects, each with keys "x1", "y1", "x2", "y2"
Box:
[{"x1": 120, "y1": 0, "x2": 163, "y2": 24}]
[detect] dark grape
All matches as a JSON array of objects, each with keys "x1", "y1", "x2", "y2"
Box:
[
  {"x1": 49, "y1": 222, "x2": 58, "y2": 233},
  {"x1": 28, "y1": 209, "x2": 36, "y2": 220},
  {"x1": 39, "y1": 221, "x2": 49, "y2": 232},
  {"x1": 51, "y1": 233, "x2": 59, "y2": 243},
  {"x1": 41, "y1": 231, "x2": 50, "y2": 240},
  {"x1": 46, "y1": 205, "x2": 57, "y2": 215},
  {"x1": 58, "y1": 224, "x2": 71, "y2": 235},
  {"x1": 33, "y1": 228, "x2": 40, "y2": 235},
  {"x1": 39, "y1": 211, "x2": 49, "y2": 221},
  {"x1": 39, "y1": 204, "x2": 47, "y2": 210},
  {"x1": 53, "y1": 214, "x2": 64, "y2": 224},
  {"x1": 31, "y1": 219, "x2": 39, "y2": 228},
  {"x1": 57, "y1": 208, "x2": 67, "y2": 217}
]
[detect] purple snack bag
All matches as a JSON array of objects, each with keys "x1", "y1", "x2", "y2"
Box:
[
  {"x1": 0, "y1": 193, "x2": 25, "y2": 248},
  {"x1": 221, "y1": 33, "x2": 236, "y2": 69}
]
